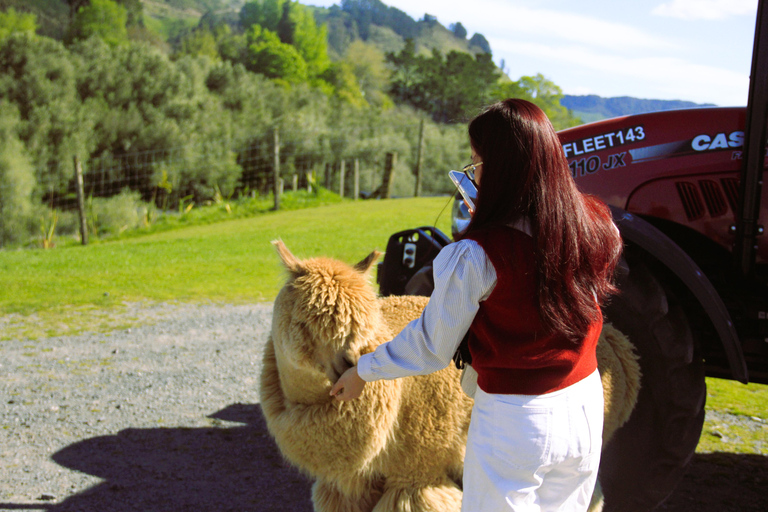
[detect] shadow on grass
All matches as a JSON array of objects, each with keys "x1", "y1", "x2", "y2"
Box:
[{"x1": 27, "y1": 404, "x2": 312, "y2": 512}]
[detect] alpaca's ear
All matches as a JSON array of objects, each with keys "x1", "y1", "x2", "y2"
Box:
[
  {"x1": 272, "y1": 239, "x2": 302, "y2": 273},
  {"x1": 354, "y1": 250, "x2": 382, "y2": 274}
]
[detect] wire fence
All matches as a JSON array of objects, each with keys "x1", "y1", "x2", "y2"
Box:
[
  {"x1": 6, "y1": 120, "x2": 462, "y2": 248},
  {"x1": 39, "y1": 133, "x2": 391, "y2": 212}
]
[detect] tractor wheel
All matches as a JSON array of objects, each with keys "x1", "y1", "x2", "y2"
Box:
[{"x1": 599, "y1": 252, "x2": 706, "y2": 511}]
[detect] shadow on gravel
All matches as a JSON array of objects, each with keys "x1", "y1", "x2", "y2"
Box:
[
  {"x1": 3, "y1": 406, "x2": 764, "y2": 512},
  {"x1": 656, "y1": 452, "x2": 768, "y2": 512},
  {"x1": 49, "y1": 441, "x2": 766, "y2": 512},
  {"x1": 46, "y1": 403, "x2": 314, "y2": 512}
]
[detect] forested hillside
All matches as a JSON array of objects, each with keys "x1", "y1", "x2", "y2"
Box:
[
  {"x1": 0, "y1": 0, "x2": 244, "y2": 41},
  {"x1": 0, "y1": 0, "x2": 579, "y2": 248},
  {"x1": 310, "y1": 0, "x2": 491, "y2": 59},
  {"x1": 0, "y1": 0, "x2": 70, "y2": 38}
]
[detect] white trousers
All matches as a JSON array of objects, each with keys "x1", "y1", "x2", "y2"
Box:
[{"x1": 461, "y1": 370, "x2": 604, "y2": 512}]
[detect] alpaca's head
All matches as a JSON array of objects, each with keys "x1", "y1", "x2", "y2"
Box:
[{"x1": 270, "y1": 240, "x2": 385, "y2": 384}]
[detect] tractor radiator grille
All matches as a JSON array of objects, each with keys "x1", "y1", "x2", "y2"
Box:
[
  {"x1": 675, "y1": 181, "x2": 705, "y2": 220},
  {"x1": 698, "y1": 180, "x2": 728, "y2": 217},
  {"x1": 720, "y1": 177, "x2": 740, "y2": 213}
]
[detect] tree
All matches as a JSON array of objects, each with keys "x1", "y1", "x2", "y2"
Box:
[
  {"x1": 343, "y1": 40, "x2": 392, "y2": 108},
  {"x1": 323, "y1": 12, "x2": 356, "y2": 56},
  {"x1": 214, "y1": 24, "x2": 247, "y2": 63},
  {"x1": 468, "y1": 33, "x2": 491, "y2": 55},
  {"x1": 449, "y1": 22, "x2": 467, "y2": 39},
  {"x1": 432, "y1": 51, "x2": 498, "y2": 122},
  {"x1": 116, "y1": 0, "x2": 143, "y2": 28},
  {"x1": 0, "y1": 34, "x2": 89, "y2": 191},
  {"x1": 0, "y1": 8, "x2": 37, "y2": 42},
  {"x1": 277, "y1": 0, "x2": 296, "y2": 45},
  {"x1": 421, "y1": 14, "x2": 438, "y2": 25},
  {"x1": 69, "y1": 38, "x2": 248, "y2": 202},
  {"x1": 69, "y1": 0, "x2": 129, "y2": 47},
  {"x1": 239, "y1": 1, "x2": 260, "y2": 30},
  {"x1": 339, "y1": 0, "x2": 374, "y2": 40},
  {"x1": 65, "y1": 0, "x2": 91, "y2": 21},
  {"x1": 240, "y1": 0, "x2": 285, "y2": 32},
  {"x1": 492, "y1": 73, "x2": 580, "y2": 130},
  {"x1": 518, "y1": 74, "x2": 581, "y2": 129},
  {"x1": 387, "y1": 42, "x2": 500, "y2": 122},
  {"x1": 178, "y1": 27, "x2": 220, "y2": 61},
  {"x1": 0, "y1": 104, "x2": 36, "y2": 246},
  {"x1": 322, "y1": 61, "x2": 366, "y2": 108},
  {"x1": 338, "y1": 0, "x2": 419, "y2": 40},
  {"x1": 386, "y1": 39, "x2": 424, "y2": 107},
  {"x1": 239, "y1": 0, "x2": 330, "y2": 79},
  {"x1": 289, "y1": 1, "x2": 330, "y2": 78},
  {"x1": 244, "y1": 24, "x2": 308, "y2": 83}
]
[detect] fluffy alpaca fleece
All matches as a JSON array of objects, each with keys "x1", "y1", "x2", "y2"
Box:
[{"x1": 260, "y1": 241, "x2": 640, "y2": 512}]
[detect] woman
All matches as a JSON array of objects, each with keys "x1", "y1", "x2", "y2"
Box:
[{"x1": 331, "y1": 98, "x2": 623, "y2": 511}]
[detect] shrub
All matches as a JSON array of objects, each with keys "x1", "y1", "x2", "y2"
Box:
[{"x1": 86, "y1": 188, "x2": 147, "y2": 238}]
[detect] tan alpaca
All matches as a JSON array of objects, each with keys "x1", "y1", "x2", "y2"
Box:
[{"x1": 260, "y1": 241, "x2": 640, "y2": 512}]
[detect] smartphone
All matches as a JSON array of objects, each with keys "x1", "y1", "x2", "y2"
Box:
[{"x1": 449, "y1": 170, "x2": 478, "y2": 212}]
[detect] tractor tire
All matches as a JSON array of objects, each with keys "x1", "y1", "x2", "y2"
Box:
[{"x1": 599, "y1": 252, "x2": 706, "y2": 511}]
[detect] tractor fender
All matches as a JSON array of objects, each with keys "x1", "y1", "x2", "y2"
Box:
[{"x1": 610, "y1": 206, "x2": 749, "y2": 383}]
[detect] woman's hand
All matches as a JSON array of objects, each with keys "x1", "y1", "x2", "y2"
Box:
[{"x1": 330, "y1": 366, "x2": 366, "y2": 401}]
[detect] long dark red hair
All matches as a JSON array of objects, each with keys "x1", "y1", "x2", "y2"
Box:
[{"x1": 458, "y1": 98, "x2": 622, "y2": 341}]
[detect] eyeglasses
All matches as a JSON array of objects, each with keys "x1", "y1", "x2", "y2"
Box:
[{"x1": 462, "y1": 162, "x2": 482, "y2": 187}]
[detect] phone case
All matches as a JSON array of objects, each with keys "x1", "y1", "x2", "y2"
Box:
[{"x1": 449, "y1": 170, "x2": 477, "y2": 211}]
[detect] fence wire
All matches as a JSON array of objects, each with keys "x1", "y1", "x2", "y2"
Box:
[{"x1": 36, "y1": 132, "x2": 388, "y2": 214}]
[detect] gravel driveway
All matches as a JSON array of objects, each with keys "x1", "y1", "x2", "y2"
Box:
[{"x1": 1, "y1": 303, "x2": 766, "y2": 511}]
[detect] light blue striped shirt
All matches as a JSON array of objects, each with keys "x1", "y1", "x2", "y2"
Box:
[{"x1": 357, "y1": 238, "x2": 498, "y2": 382}]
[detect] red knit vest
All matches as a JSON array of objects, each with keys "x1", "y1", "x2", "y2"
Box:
[{"x1": 465, "y1": 226, "x2": 601, "y2": 395}]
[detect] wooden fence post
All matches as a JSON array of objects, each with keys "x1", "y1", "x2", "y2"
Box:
[
  {"x1": 292, "y1": 174, "x2": 298, "y2": 191},
  {"x1": 339, "y1": 160, "x2": 346, "y2": 198},
  {"x1": 382, "y1": 152, "x2": 397, "y2": 199},
  {"x1": 414, "y1": 118, "x2": 425, "y2": 197},
  {"x1": 353, "y1": 158, "x2": 360, "y2": 201},
  {"x1": 273, "y1": 127, "x2": 280, "y2": 210},
  {"x1": 73, "y1": 156, "x2": 88, "y2": 245}
]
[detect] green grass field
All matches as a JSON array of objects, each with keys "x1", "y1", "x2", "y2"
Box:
[
  {"x1": 1, "y1": 196, "x2": 765, "y2": 454},
  {"x1": 0, "y1": 196, "x2": 453, "y2": 336}
]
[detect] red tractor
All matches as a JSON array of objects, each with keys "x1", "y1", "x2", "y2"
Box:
[{"x1": 377, "y1": 1, "x2": 768, "y2": 509}]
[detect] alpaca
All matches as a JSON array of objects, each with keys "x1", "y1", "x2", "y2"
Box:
[{"x1": 260, "y1": 241, "x2": 640, "y2": 512}]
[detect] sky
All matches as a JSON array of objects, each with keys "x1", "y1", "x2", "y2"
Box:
[{"x1": 299, "y1": 0, "x2": 760, "y2": 107}]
